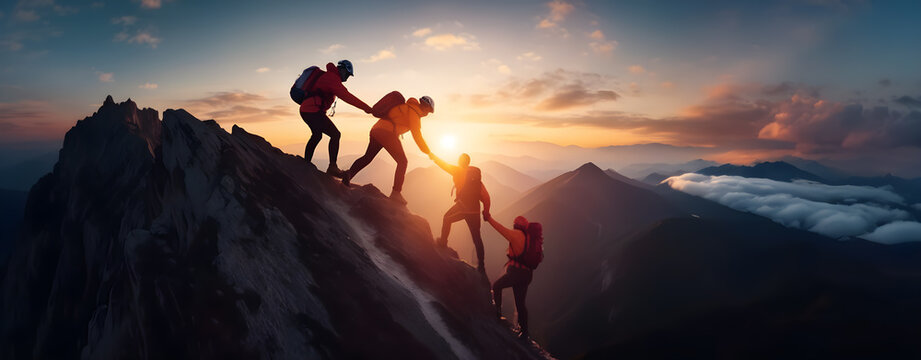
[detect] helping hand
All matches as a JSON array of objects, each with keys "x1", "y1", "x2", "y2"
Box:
[{"x1": 482, "y1": 210, "x2": 491, "y2": 222}]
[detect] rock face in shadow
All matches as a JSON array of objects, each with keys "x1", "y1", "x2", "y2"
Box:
[{"x1": 0, "y1": 97, "x2": 551, "y2": 360}]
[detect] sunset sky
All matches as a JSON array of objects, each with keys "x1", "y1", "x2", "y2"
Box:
[{"x1": 2, "y1": 0, "x2": 920, "y2": 176}]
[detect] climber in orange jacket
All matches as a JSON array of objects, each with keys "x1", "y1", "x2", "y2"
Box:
[
  {"x1": 431, "y1": 152, "x2": 491, "y2": 275},
  {"x1": 299, "y1": 60, "x2": 373, "y2": 177},
  {"x1": 341, "y1": 96, "x2": 434, "y2": 204}
]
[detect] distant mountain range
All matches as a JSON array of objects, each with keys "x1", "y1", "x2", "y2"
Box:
[
  {"x1": 483, "y1": 161, "x2": 921, "y2": 358},
  {"x1": 617, "y1": 159, "x2": 718, "y2": 180},
  {"x1": 695, "y1": 161, "x2": 827, "y2": 182}
]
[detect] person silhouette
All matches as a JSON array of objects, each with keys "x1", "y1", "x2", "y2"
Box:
[
  {"x1": 342, "y1": 96, "x2": 435, "y2": 205},
  {"x1": 430, "y1": 152, "x2": 491, "y2": 276}
]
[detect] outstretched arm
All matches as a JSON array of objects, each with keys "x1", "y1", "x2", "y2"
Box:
[
  {"x1": 410, "y1": 127, "x2": 431, "y2": 155},
  {"x1": 430, "y1": 153, "x2": 457, "y2": 174},
  {"x1": 480, "y1": 184, "x2": 491, "y2": 215},
  {"x1": 486, "y1": 215, "x2": 520, "y2": 243},
  {"x1": 331, "y1": 82, "x2": 372, "y2": 113}
]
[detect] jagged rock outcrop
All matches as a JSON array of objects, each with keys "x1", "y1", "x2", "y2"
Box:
[{"x1": 0, "y1": 97, "x2": 552, "y2": 360}]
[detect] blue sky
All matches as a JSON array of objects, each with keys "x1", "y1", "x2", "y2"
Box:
[{"x1": 2, "y1": 0, "x2": 920, "y2": 175}]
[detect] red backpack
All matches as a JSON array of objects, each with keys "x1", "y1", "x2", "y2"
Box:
[
  {"x1": 371, "y1": 91, "x2": 405, "y2": 119},
  {"x1": 512, "y1": 222, "x2": 544, "y2": 270}
]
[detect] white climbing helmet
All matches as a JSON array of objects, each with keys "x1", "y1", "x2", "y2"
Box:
[{"x1": 420, "y1": 96, "x2": 434, "y2": 113}]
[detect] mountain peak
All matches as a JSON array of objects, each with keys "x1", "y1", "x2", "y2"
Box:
[
  {"x1": 576, "y1": 162, "x2": 603, "y2": 173},
  {"x1": 104, "y1": 94, "x2": 115, "y2": 105}
]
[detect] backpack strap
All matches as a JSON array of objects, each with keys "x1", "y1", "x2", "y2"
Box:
[{"x1": 510, "y1": 228, "x2": 528, "y2": 263}]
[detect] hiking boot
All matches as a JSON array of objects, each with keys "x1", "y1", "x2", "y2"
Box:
[
  {"x1": 326, "y1": 164, "x2": 344, "y2": 178},
  {"x1": 389, "y1": 191, "x2": 407, "y2": 205},
  {"x1": 341, "y1": 170, "x2": 352, "y2": 187}
]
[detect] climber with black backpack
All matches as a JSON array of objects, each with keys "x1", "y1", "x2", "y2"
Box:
[
  {"x1": 291, "y1": 60, "x2": 373, "y2": 177},
  {"x1": 483, "y1": 213, "x2": 543, "y2": 340},
  {"x1": 341, "y1": 92, "x2": 434, "y2": 205},
  {"x1": 430, "y1": 152, "x2": 492, "y2": 277}
]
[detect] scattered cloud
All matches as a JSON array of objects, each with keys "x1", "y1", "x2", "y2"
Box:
[
  {"x1": 115, "y1": 31, "x2": 161, "y2": 48},
  {"x1": 0, "y1": 100, "x2": 68, "y2": 141},
  {"x1": 588, "y1": 29, "x2": 617, "y2": 54},
  {"x1": 422, "y1": 33, "x2": 480, "y2": 51},
  {"x1": 255, "y1": 67, "x2": 270, "y2": 73},
  {"x1": 878, "y1": 78, "x2": 891, "y2": 87},
  {"x1": 412, "y1": 28, "x2": 432, "y2": 37},
  {"x1": 537, "y1": 86, "x2": 619, "y2": 111},
  {"x1": 97, "y1": 72, "x2": 114, "y2": 83},
  {"x1": 141, "y1": 0, "x2": 161, "y2": 9},
  {"x1": 363, "y1": 48, "x2": 396, "y2": 63},
  {"x1": 517, "y1": 52, "x2": 542, "y2": 62},
  {"x1": 757, "y1": 93, "x2": 921, "y2": 152},
  {"x1": 0, "y1": 38, "x2": 24, "y2": 51},
  {"x1": 469, "y1": 69, "x2": 619, "y2": 111},
  {"x1": 628, "y1": 65, "x2": 646, "y2": 74},
  {"x1": 139, "y1": 82, "x2": 157, "y2": 89},
  {"x1": 15, "y1": 10, "x2": 40, "y2": 22},
  {"x1": 894, "y1": 95, "x2": 921, "y2": 109},
  {"x1": 537, "y1": 0, "x2": 574, "y2": 29},
  {"x1": 184, "y1": 91, "x2": 290, "y2": 124},
  {"x1": 483, "y1": 59, "x2": 511, "y2": 74},
  {"x1": 665, "y1": 173, "x2": 919, "y2": 242},
  {"x1": 661, "y1": 81, "x2": 675, "y2": 89},
  {"x1": 319, "y1": 43, "x2": 344, "y2": 54},
  {"x1": 112, "y1": 16, "x2": 137, "y2": 25}
]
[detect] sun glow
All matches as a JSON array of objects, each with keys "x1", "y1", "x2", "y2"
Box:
[{"x1": 439, "y1": 134, "x2": 458, "y2": 151}]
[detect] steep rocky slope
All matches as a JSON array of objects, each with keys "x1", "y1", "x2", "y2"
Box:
[{"x1": 0, "y1": 96, "x2": 551, "y2": 360}]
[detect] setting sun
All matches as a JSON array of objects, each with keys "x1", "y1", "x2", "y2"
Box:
[{"x1": 439, "y1": 134, "x2": 458, "y2": 151}]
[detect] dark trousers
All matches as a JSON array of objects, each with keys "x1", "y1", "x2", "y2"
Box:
[
  {"x1": 493, "y1": 265, "x2": 533, "y2": 334},
  {"x1": 439, "y1": 203, "x2": 484, "y2": 270},
  {"x1": 300, "y1": 111, "x2": 341, "y2": 166},
  {"x1": 347, "y1": 128, "x2": 407, "y2": 191}
]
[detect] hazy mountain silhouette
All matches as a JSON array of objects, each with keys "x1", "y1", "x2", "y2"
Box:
[
  {"x1": 479, "y1": 160, "x2": 542, "y2": 192},
  {"x1": 604, "y1": 169, "x2": 652, "y2": 190},
  {"x1": 488, "y1": 160, "x2": 921, "y2": 359},
  {"x1": 0, "y1": 97, "x2": 551, "y2": 360},
  {"x1": 833, "y1": 174, "x2": 921, "y2": 204},
  {"x1": 568, "y1": 217, "x2": 921, "y2": 359},
  {"x1": 640, "y1": 171, "x2": 680, "y2": 185},
  {"x1": 618, "y1": 159, "x2": 717, "y2": 180},
  {"x1": 696, "y1": 161, "x2": 826, "y2": 183},
  {"x1": 777, "y1": 155, "x2": 853, "y2": 181},
  {"x1": 486, "y1": 163, "x2": 683, "y2": 350},
  {"x1": 0, "y1": 151, "x2": 58, "y2": 191},
  {"x1": 0, "y1": 188, "x2": 27, "y2": 269}
]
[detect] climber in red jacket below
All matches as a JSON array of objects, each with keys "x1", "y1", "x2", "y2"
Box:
[
  {"x1": 483, "y1": 213, "x2": 544, "y2": 340},
  {"x1": 299, "y1": 60, "x2": 372, "y2": 177}
]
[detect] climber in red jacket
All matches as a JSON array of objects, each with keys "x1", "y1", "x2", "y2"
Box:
[{"x1": 299, "y1": 60, "x2": 372, "y2": 177}]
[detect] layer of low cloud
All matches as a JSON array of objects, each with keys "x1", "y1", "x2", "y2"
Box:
[
  {"x1": 139, "y1": 83, "x2": 157, "y2": 89},
  {"x1": 665, "y1": 173, "x2": 921, "y2": 243}
]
